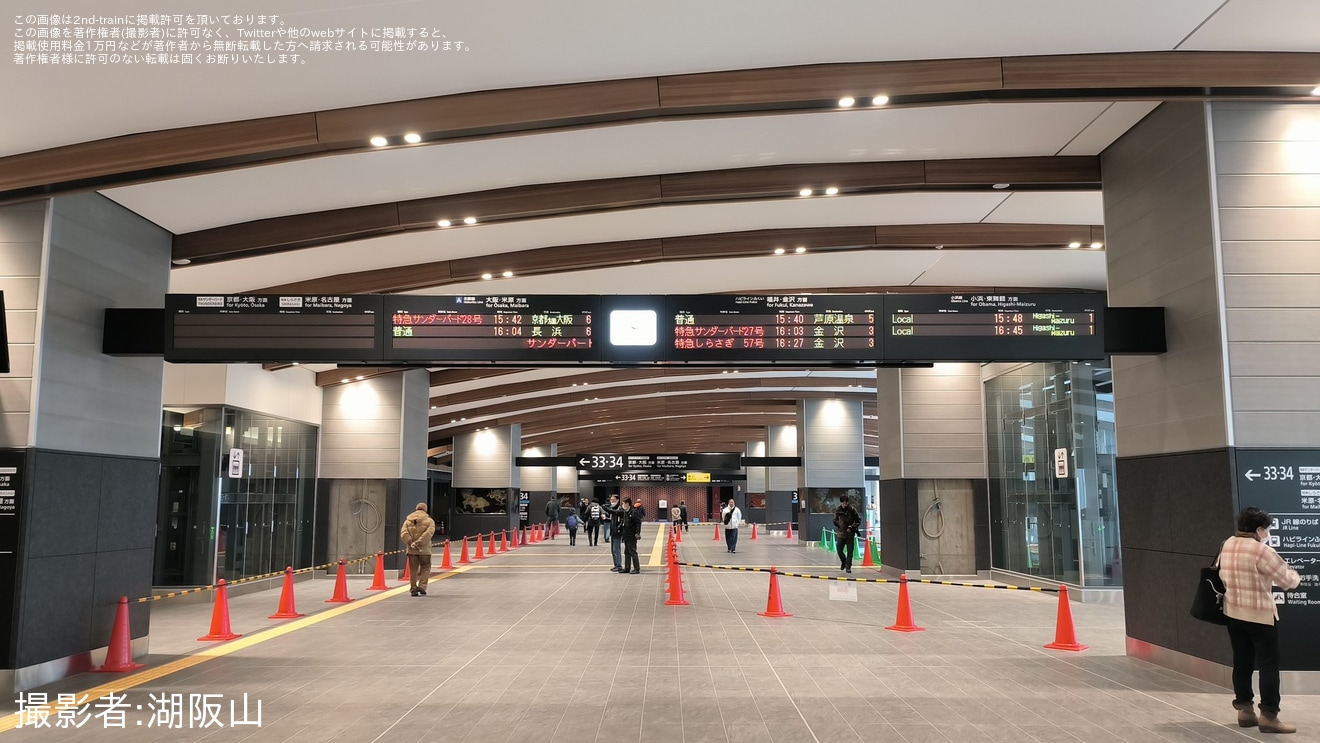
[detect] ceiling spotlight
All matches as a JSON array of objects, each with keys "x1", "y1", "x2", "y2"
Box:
[
  {"x1": 171, "y1": 258, "x2": 191, "y2": 265},
  {"x1": 430, "y1": 405, "x2": 437, "y2": 410},
  {"x1": 799, "y1": 188, "x2": 813, "y2": 197},
  {"x1": 1089, "y1": 242, "x2": 1104, "y2": 249},
  {"x1": 794, "y1": 246, "x2": 806, "y2": 254},
  {"x1": 1312, "y1": 85, "x2": 1320, "y2": 96},
  {"x1": 502, "y1": 270, "x2": 514, "y2": 278},
  {"x1": 437, "y1": 219, "x2": 451, "y2": 228},
  {"x1": 356, "y1": 375, "x2": 364, "y2": 381},
  {"x1": 403, "y1": 133, "x2": 422, "y2": 144},
  {"x1": 992, "y1": 183, "x2": 1010, "y2": 189},
  {"x1": 871, "y1": 95, "x2": 890, "y2": 106},
  {"x1": 838, "y1": 96, "x2": 855, "y2": 107},
  {"x1": 369, "y1": 136, "x2": 388, "y2": 147},
  {"x1": 774, "y1": 247, "x2": 786, "y2": 255},
  {"x1": 481, "y1": 273, "x2": 493, "y2": 280},
  {"x1": 934, "y1": 244, "x2": 944, "y2": 250},
  {"x1": 341, "y1": 379, "x2": 350, "y2": 384},
  {"x1": 1068, "y1": 242, "x2": 1082, "y2": 249},
  {"x1": 463, "y1": 216, "x2": 477, "y2": 225},
  {"x1": 824, "y1": 187, "x2": 839, "y2": 195}
]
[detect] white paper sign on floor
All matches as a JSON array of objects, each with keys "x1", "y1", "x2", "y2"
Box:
[{"x1": 829, "y1": 582, "x2": 858, "y2": 602}]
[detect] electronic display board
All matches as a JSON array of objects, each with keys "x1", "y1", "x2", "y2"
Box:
[
  {"x1": 882, "y1": 293, "x2": 1105, "y2": 361},
  {"x1": 385, "y1": 295, "x2": 601, "y2": 363},
  {"x1": 165, "y1": 294, "x2": 383, "y2": 363},
  {"x1": 666, "y1": 294, "x2": 879, "y2": 363}
]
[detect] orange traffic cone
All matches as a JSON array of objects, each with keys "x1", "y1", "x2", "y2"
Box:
[
  {"x1": 499, "y1": 530, "x2": 509, "y2": 552},
  {"x1": 860, "y1": 539, "x2": 875, "y2": 568},
  {"x1": 758, "y1": 567, "x2": 791, "y2": 617},
  {"x1": 325, "y1": 559, "x2": 353, "y2": 603},
  {"x1": 750, "y1": 523, "x2": 759, "y2": 540},
  {"x1": 367, "y1": 551, "x2": 389, "y2": 591},
  {"x1": 713, "y1": 523, "x2": 721, "y2": 542},
  {"x1": 198, "y1": 580, "x2": 242, "y2": 641},
  {"x1": 675, "y1": 525, "x2": 682, "y2": 543},
  {"x1": 95, "y1": 596, "x2": 145, "y2": 672},
  {"x1": 1044, "y1": 585, "x2": 1088, "y2": 652},
  {"x1": 268, "y1": 567, "x2": 304, "y2": 619},
  {"x1": 474, "y1": 532, "x2": 486, "y2": 559},
  {"x1": 532, "y1": 523, "x2": 540, "y2": 542},
  {"x1": 665, "y1": 560, "x2": 689, "y2": 606},
  {"x1": 885, "y1": 575, "x2": 924, "y2": 632},
  {"x1": 400, "y1": 556, "x2": 411, "y2": 583},
  {"x1": 785, "y1": 521, "x2": 794, "y2": 540},
  {"x1": 488, "y1": 531, "x2": 498, "y2": 555},
  {"x1": 440, "y1": 541, "x2": 453, "y2": 570},
  {"x1": 458, "y1": 537, "x2": 472, "y2": 564}
]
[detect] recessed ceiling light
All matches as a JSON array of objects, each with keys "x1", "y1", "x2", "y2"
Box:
[
  {"x1": 356, "y1": 375, "x2": 364, "y2": 381},
  {"x1": 463, "y1": 217, "x2": 477, "y2": 225},
  {"x1": 794, "y1": 246, "x2": 806, "y2": 254},
  {"x1": 369, "y1": 136, "x2": 388, "y2": 147},
  {"x1": 934, "y1": 244, "x2": 944, "y2": 250},
  {"x1": 774, "y1": 247, "x2": 786, "y2": 255},
  {"x1": 341, "y1": 379, "x2": 350, "y2": 384},
  {"x1": 799, "y1": 188, "x2": 812, "y2": 197},
  {"x1": 502, "y1": 270, "x2": 514, "y2": 278},
  {"x1": 171, "y1": 258, "x2": 191, "y2": 265},
  {"x1": 1312, "y1": 85, "x2": 1320, "y2": 96},
  {"x1": 1090, "y1": 242, "x2": 1104, "y2": 249},
  {"x1": 403, "y1": 132, "x2": 422, "y2": 144},
  {"x1": 824, "y1": 187, "x2": 839, "y2": 195},
  {"x1": 1068, "y1": 242, "x2": 1082, "y2": 249},
  {"x1": 437, "y1": 219, "x2": 451, "y2": 228},
  {"x1": 838, "y1": 97, "x2": 855, "y2": 108},
  {"x1": 871, "y1": 95, "x2": 890, "y2": 106},
  {"x1": 481, "y1": 273, "x2": 493, "y2": 280},
  {"x1": 992, "y1": 183, "x2": 1010, "y2": 189}
]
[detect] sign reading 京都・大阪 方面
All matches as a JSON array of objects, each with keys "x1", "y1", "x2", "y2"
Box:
[
  {"x1": 165, "y1": 294, "x2": 383, "y2": 363},
  {"x1": 385, "y1": 295, "x2": 601, "y2": 362}
]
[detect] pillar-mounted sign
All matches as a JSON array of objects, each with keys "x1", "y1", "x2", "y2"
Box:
[
  {"x1": 228, "y1": 448, "x2": 244, "y2": 478},
  {"x1": 1054, "y1": 448, "x2": 1069, "y2": 478}
]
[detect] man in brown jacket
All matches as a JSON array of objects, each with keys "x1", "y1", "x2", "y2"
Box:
[{"x1": 400, "y1": 502, "x2": 436, "y2": 596}]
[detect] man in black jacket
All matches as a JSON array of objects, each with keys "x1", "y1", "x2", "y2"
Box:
[
  {"x1": 833, "y1": 495, "x2": 862, "y2": 573},
  {"x1": 622, "y1": 498, "x2": 644, "y2": 574},
  {"x1": 601, "y1": 494, "x2": 626, "y2": 572}
]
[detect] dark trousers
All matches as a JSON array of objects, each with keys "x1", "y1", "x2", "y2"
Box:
[
  {"x1": 623, "y1": 536, "x2": 639, "y2": 572},
  {"x1": 568, "y1": 527, "x2": 578, "y2": 545},
  {"x1": 546, "y1": 517, "x2": 557, "y2": 538},
  {"x1": 1227, "y1": 617, "x2": 1282, "y2": 713},
  {"x1": 681, "y1": 516, "x2": 688, "y2": 532},
  {"x1": 725, "y1": 528, "x2": 738, "y2": 552},
  {"x1": 837, "y1": 534, "x2": 855, "y2": 569},
  {"x1": 585, "y1": 521, "x2": 600, "y2": 545},
  {"x1": 611, "y1": 534, "x2": 623, "y2": 570},
  {"x1": 407, "y1": 553, "x2": 431, "y2": 592}
]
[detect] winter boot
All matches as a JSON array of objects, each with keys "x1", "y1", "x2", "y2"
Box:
[
  {"x1": 1233, "y1": 701, "x2": 1257, "y2": 728},
  {"x1": 1258, "y1": 711, "x2": 1296, "y2": 734}
]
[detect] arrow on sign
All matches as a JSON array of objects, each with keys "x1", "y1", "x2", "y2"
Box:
[
  {"x1": 578, "y1": 457, "x2": 589, "y2": 467},
  {"x1": 1244, "y1": 469, "x2": 1260, "y2": 481}
]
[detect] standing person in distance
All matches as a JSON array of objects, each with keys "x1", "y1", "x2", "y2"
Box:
[
  {"x1": 399, "y1": 502, "x2": 436, "y2": 597},
  {"x1": 544, "y1": 497, "x2": 559, "y2": 539},
  {"x1": 833, "y1": 495, "x2": 862, "y2": 573},
  {"x1": 586, "y1": 499, "x2": 603, "y2": 547},
  {"x1": 1218, "y1": 507, "x2": 1301, "y2": 733},
  {"x1": 622, "y1": 497, "x2": 644, "y2": 573},
  {"x1": 721, "y1": 498, "x2": 742, "y2": 554},
  {"x1": 566, "y1": 509, "x2": 580, "y2": 546},
  {"x1": 601, "y1": 493, "x2": 626, "y2": 572},
  {"x1": 679, "y1": 500, "x2": 689, "y2": 532},
  {"x1": 671, "y1": 503, "x2": 682, "y2": 533}
]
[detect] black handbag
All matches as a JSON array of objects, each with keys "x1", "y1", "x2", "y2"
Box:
[{"x1": 1189, "y1": 545, "x2": 1228, "y2": 625}]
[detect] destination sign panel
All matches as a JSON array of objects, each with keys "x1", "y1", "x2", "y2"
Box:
[
  {"x1": 575, "y1": 453, "x2": 742, "y2": 471},
  {"x1": 882, "y1": 293, "x2": 1105, "y2": 361},
  {"x1": 385, "y1": 295, "x2": 601, "y2": 363},
  {"x1": 666, "y1": 294, "x2": 879, "y2": 363},
  {"x1": 165, "y1": 294, "x2": 382, "y2": 363}
]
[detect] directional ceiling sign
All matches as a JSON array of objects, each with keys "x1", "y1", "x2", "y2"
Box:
[{"x1": 575, "y1": 453, "x2": 742, "y2": 471}]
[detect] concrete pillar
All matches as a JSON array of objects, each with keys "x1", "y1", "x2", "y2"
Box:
[
  {"x1": 450, "y1": 425, "x2": 520, "y2": 541},
  {"x1": 1103, "y1": 101, "x2": 1320, "y2": 688},
  {"x1": 797, "y1": 399, "x2": 866, "y2": 544},
  {"x1": 519, "y1": 445, "x2": 556, "y2": 533},
  {"x1": 875, "y1": 364, "x2": 989, "y2": 576},
  {"x1": 766, "y1": 424, "x2": 797, "y2": 530},
  {"x1": 744, "y1": 440, "x2": 767, "y2": 523}
]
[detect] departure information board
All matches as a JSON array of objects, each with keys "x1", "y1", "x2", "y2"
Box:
[
  {"x1": 882, "y1": 293, "x2": 1105, "y2": 361},
  {"x1": 385, "y1": 295, "x2": 601, "y2": 362},
  {"x1": 666, "y1": 295, "x2": 879, "y2": 362},
  {"x1": 165, "y1": 294, "x2": 382, "y2": 363}
]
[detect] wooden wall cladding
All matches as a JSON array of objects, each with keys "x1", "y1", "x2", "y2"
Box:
[
  {"x1": 174, "y1": 203, "x2": 402, "y2": 262},
  {"x1": 660, "y1": 162, "x2": 926, "y2": 200},
  {"x1": 447, "y1": 239, "x2": 662, "y2": 283},
  {"x1": 396, "y1": 177, "x2": 662, "y2": 228},
  {"x1": 1001, "y1": 51, "x2": 1320, "y2": 89}
]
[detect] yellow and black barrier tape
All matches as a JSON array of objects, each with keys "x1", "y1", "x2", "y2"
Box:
[{"x1": 674, "y1": 561, "x2": 1059, "y2": 591}]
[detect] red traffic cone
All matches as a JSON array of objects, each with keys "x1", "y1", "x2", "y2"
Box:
[
  {"x1": 367, "y1": 551, "x2": 389, "y2": 591},
  {"x1": 474, "y1": 532, "x2": 486, "y2": 559},
  {"x1": 665, "y1": 561, "x2": 689, "y2": 606},
  {"x1": 860, "y1": 539, "x2": 875, "y2": 568},
  {"x1": 785, "y1": 521, "x2": 794, "y2": 540},
  {"x1": 440, "y1": 541, "x2": 453, "y2": 569},
  {"x1": 713, "y1": 523, "x2": 721, "y2": 542},
  {"x1": 325, "y1": 559, "x2": 353, "y2": 604},
  {"x1": 885, "y1": 575, "x2": 924, "y2": 632},
  {"x1": 458, "y1": 537, "x2": 472, "y2": 564},
  {"x1": 758, "y1": 567, "x2": 792, "y2": 617},
  {"x1": 1044, "y1": 585, "x2": 1088, "y2": 652},
  {"x1": 675, "y1": 525, "x2": 682, "y2": 543},
  {"x1": 532, "y1": 523, "x2": 540, "y2": 542},
  {"x1": 488, "y1": 531, "x2": 498, "y2": 555},
  {"x1": 198, "y1": 580, "x2": 242, "y2": 641},
  {"x1": 400, "y1": 555, "x2": 411, "y2": 583},
  {"x1": 95, "y1": 596, "x2": 146, "y2": 672},
  {"x1": 750, "y1": 523, "x2": 759, "y2": 540},
  {"x1": 269, "y1": 567, "x2": 304, "y2": 619},
  {"x1": 499, "y1": 530, "x2": 509, "y2": 552}
]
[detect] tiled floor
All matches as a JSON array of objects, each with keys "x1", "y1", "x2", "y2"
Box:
[{"x1": 3, "y1": 524, "x2": 1317, "y2": 742}]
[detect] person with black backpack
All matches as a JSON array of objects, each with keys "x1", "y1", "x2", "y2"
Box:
[{"x1": 586, "y1": 499, "x2": 603, "y2": 546}]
